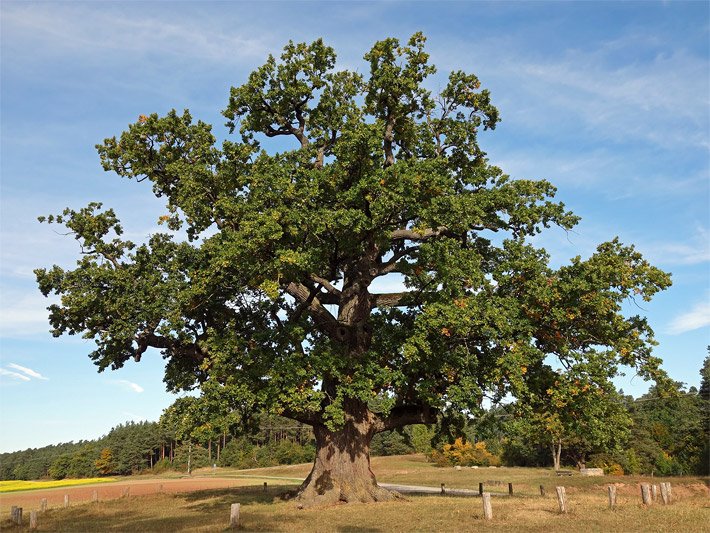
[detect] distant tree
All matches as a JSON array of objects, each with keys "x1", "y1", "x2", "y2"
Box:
[
  {"x1": 699, "y1": 350, "x2": 710, "y2": 474},
  {"x1": 36, "y1": 33, "x2": 671, "y2": 505},
  {"x1": 627, "y1": 380, "x2": 706, "y2": 475},
  {"x1": 508, "y1": 360, "x2": 632, "y2": 470},
  {"x1": 48, "y1": 455, "x2": 71, "y2": 480},
  {"x1": 95, "y1": 448, "x2": 115, "y2": 475}
]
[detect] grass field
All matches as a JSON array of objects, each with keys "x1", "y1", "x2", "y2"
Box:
[
  {"x1": 0, "y1": 478, "x2": 116, "y2": 493},
  {"x1": 2, "y1": 455, "x2": 708, "y2": 532}
]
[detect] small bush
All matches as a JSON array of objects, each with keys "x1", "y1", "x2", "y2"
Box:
[
  {"x1": 150, "y1": 458, "x2": 173, "y2": 474},
  {"x1": 429, "y1": 438, "x2": 501, "y2": 467}
]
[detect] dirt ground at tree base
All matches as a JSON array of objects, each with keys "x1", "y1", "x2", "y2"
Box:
[{"x1": 0, "y1": 476, "x2": 263, "y2": 514}]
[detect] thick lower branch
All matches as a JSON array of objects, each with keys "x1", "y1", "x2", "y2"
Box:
[
  {"x1": 135, "y1": 332, "x2": 205, "y2": 363},
  {"x1": 375, "y1": 404, "x2": 438, "y2": 432},
  {"x1": 372, "y1": 292, "x2": 410, "y2": 308},
  {"x1": 285, "y1": 281, "x2": 339, "y2": 336},
  {"x1": 280, "y1": 408, "x2": 322, "y2": 426}
]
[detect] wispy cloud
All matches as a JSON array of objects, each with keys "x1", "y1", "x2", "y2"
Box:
[
  {"x1": 667, "y1": 300, "x2": 710, "y2": 334},
  {"x1": 0, "y1": 368, "x2": 31, "y2": 382},
  {"x1": 115, "y1": 380, "x2": 144, "y2": 393},
  {"x1": 2, "y1": 3, "x2": 271, "y2": 66},
  {"x1": 437, "y1": 30, "x2": 708, "y2": 156},
  {"x1": 7, "y1": 363, "x2": 49, "y2": 380},
  {"x1": 0, "y1": 289, "x2": 58, "y2": 337}
]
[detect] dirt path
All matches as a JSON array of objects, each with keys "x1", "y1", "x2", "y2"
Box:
[{"x1": 0, "y1": 476, "x2": 272, "y2": 513}]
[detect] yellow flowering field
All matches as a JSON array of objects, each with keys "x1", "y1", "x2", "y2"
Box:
[{"x1": 0, "y1": 478, "x2": 115, "y2": 493}]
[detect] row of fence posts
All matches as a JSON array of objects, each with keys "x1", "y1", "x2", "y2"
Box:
[
  {"x1": 225, "y1": 479, "x2": 674, "y2": 527},
  {"x1": 477, "y1": 481, "x2": 673, "y2": 520},
  {"x1": 7, "y1": 484, "x2": 138, "y2": 529}
]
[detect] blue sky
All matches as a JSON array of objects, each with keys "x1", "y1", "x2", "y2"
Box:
[{"x1": 1, "y1": 1, "x2": 708, "y2": 453}]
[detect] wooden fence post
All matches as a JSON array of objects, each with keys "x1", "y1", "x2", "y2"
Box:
[
  {"x1": 660, "y1": 482, "x2": 669, "y2": 504},
  {"x1": 508, "y1": 482, "x2": 513, "y2": 496},
  {"x1": 64, "y1": 494, "x2": 70, "y2": 508},
  {"x1": 30, "y1": 510, "x2": 38, "y2": 530},
  {"x1": 10, "y1": 506, "x2": 17, "y2": 521},
  {"x1": 479, "y1": 482, "x2": 483, "y2": 496},
  {"x1": 263, "y1": 482, "x2": 267, "y2": 492},
  {"x1": 539, "y1": 484, "x2": 545, "y2": 497},
  {"x1": 482, "y1": 492, "x2": 493, "y2": 520},
  {"x1": 640, "y1": 483, "x2": 652, "y2": 505},
  {"x1": 13, "y1": 507, "x2": 23, "y2": 525},
  {"x1": 608, "y1": 485, "x2": 617, "y2": 509},
  {"x1": 230, "y1": 503, "x2": 240, "y2": 528},
  {"x1": 555, "y1": 486, "x2": 567, "y2": 514},
  {"x1": 40, "y1": 498, "x2": 47, "y2": 512}
]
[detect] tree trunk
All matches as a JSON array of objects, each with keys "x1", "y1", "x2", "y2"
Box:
[
  {"x1": 293, "y1": 404, "x2": 399, "y2": 506},
  {"x1": 551, "y1": 440, "x2": 562, "y2": 471}
]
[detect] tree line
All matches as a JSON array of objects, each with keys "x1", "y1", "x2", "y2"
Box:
[{"x1": 2, "y1": 353, "x2": 707, "y2": 480}]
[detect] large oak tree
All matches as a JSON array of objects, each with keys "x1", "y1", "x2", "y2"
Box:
[{"x1": 36, "y1": 34, "x2": 670, "y2": 505}]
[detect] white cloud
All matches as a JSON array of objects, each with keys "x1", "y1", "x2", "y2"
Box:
[
  {"x1": 436, "y1": 31, "x2": 708, "y2": 154},
  {"x1": 0, "y1": 289, "x2": 57, "y2": 337},
  {"x1": 2, "y1": 3, "x2": 271, "y2": 66},
  {"x1": 7, "y1": 363, "x2": 49, "y2": 380},
  {"x1": 0, "y1": 368, "x2": 31, "y2": 382},
  {"x1": 634, "y1": 225, "x2": 710, "y2": 267},
  {"x1": 667, "y1": 300, "x2": 710, "y2": 334},
  {"x1": 115, "y1": 380, "x2": 144, "y2": 393}
]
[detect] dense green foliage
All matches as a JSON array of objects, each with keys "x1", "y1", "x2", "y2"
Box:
[
  {"x1": 0, "y1": 422, "x2": 164, "y2": 480},
  {"x1": 35, "y1": 33, "x2": 670, "y2": 437},
  {"x1": 477, "y1": 361, "x2": 709, "y2": 475}
]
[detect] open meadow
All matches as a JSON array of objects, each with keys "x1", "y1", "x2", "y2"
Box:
[{"x1": 1, "y1": 455, "x2": 708, "y2": 532}]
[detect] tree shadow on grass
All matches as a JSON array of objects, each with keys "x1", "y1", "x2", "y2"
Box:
[{"x1": 35, "y1": 486, "x2": 386, "y2": 532}]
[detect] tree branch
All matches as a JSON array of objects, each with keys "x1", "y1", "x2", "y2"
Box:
[
  {"x1": 377, "y1": 246, "x2": 417, "y2": 276},
  {"x1": 309, "y1": 274, "x2": 342, "y2": 296},
  {"x1": 280, "y1": 408, "x2": 322, "y2": 426},
  {"x1": 285, "y1": 281, "x2": 339, "y2": 333},
  {"x1": 374, "y1": 404, "x2": 438, "y2": 432},
  {"x1": 372, "y1": 292, "x2": 411, "y2": 308},
  {"x1": 135, "y1": 332, "x2": 205, "y2": 363},
  {"x1": 390, "y1": 226, "x2": 451, "y2": 241}
]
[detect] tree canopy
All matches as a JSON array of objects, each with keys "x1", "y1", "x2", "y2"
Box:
[{"x1": 36, "y1": 33, "x2": 671, "y2": 504}]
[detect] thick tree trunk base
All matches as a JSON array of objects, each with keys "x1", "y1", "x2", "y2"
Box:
[
  {"x1": 292, "y1": 473, "x2": 401, "y2": 507},
  {"x1": 288, "y1": 415, "x2": 402, "y2": 507}
]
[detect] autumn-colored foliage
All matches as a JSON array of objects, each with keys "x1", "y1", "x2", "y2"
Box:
[{"x1": 429, "y1": 438, "x2": 501, "y2": 467}]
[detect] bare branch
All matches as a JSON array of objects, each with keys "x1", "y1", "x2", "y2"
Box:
[
  {"x1": 285, "y1": 281, "x2": 339, "y2": 332},
  {"x1": 377, "y1": 246, "x2": 417, "y2": 276},
  {"x1": 372, "y1": 292, "x2": 411, "y2": 308},
  {"x1": 280, "y1": 408, "x2": 322, "y2": 426},
  {"x1": 309, "y1": 274, "x2": 341, "y2": 296}
]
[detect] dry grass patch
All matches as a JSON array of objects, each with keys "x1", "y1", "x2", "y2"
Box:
[
  {"x1": 3, "y1": 458, "x2": 707, "y2": 531},
  {"x1": 4, "y1": 478, "x2": 708, "y2": 532}
]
